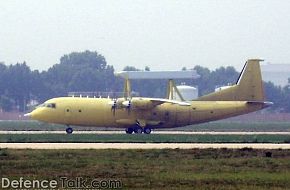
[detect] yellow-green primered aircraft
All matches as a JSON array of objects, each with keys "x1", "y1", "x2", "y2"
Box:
[{"x1": 25, "y1": 59, "x2": 272, "y2": 134}]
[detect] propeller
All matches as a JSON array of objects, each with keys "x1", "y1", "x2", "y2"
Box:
[
  {"x1": 110, "y1": 98, "x2": 132, "y2": 115},
  {"x1": 109, "y1": 99, "x2": 117, "y2": 116},
  {"x1": 122, "y1": 99, "x2": 132, "y2": 114}
]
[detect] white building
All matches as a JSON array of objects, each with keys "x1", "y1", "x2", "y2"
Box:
[{"x1": 173, "y1": 85, "x2": 198, "y2": 101}]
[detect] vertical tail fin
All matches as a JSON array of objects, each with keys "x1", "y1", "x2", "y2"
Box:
[
  {"x1": 196, "y1": 59, "x2": 265, "y2": 101},
  {"x1": 235, "y1": 59, "x2": 265, "y2": 101}
]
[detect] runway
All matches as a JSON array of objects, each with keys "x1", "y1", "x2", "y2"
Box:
[
  {"x1": 0, "y1": 143, "x2": 289, "y2": 149},
  {"x1": 0, "y1": 131, "x2": 290, "y2": 135}
]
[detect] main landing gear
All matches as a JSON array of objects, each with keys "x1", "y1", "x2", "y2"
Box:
[
  {"x1": 125, "y1": 126, "x2": 152, "y2": 134},
  {"x1": 66, "y1": 126, "x2": 73, "y2": 134}
]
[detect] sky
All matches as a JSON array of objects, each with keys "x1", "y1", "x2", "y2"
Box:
[{"x1": 0, "y1": 0, "x2": 290, "y2": 72}]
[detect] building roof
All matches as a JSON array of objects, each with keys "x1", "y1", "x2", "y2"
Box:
[{"x1": 115, "y1": 70, "x2": 200, "y2": 79}]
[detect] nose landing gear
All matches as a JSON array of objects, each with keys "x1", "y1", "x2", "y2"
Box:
[{"x1": 66, "y1": 126, "x2": 73, "y2": 134}]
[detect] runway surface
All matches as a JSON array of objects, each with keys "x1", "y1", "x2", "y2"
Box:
[
  {"x1": 0, "y1": 143, "x2": 289, "y2": 149},
  {"x1": 0, "y1": 131, "x2": 290, "y2": 135}
]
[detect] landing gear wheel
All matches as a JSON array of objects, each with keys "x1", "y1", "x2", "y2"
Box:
[
  {"x1": 66, "y1": 127, "x2": 73, "y2": 134},
  {"x1": 125, "y1": 127, "x2": 134, "y2": 134},
  {"x1": 144, "y1": 127, "x2": 151, "y2": 134},
  {"x1": 134, "y1": 126, "x2": 143, "y2": 134}
]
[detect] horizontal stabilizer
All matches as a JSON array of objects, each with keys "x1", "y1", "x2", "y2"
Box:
[{"x1": 247, "y1": 101, "x2": 273, "y2": 108}]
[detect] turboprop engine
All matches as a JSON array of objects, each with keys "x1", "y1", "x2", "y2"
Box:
[{"x1": 109, "y1": 98, "x2": 155, "y2": 110}]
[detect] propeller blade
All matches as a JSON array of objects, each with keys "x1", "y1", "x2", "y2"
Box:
[{"x1": 110, "y1": 99, "x2": 117, "y2": 116}]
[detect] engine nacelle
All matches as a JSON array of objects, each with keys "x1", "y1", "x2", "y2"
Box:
[
  {"x1": 111, "y1": 98, "x2": 154, "y2": 110},
  {"x1": 130, "y1": 98, "x2": 154, "y2": 110},
  {"x1": 116, "y1": 98, "x2": 126, "y2": 108}
]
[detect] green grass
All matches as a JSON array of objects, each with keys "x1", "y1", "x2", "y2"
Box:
[
  {"x1": 0, "y1": 149, "x2": 290, "y2": 189},
  {"x1": 0, "y1": 120, "x2": 290, "y2": 132},
  {"x1": 178, "y1": 121, "x2": 290, "y2": 132},
  {"x1": 0, "y1": 134, "x2": 290, "y2": 143}
]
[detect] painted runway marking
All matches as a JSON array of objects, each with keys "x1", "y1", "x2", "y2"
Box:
[{"x1": 0, "y1": 143, "x2": 289, "y2": 149}]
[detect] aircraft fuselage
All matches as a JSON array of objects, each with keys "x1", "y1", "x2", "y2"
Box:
[{"x1": 30, "y1": 97, "x2": 265, "y2": 129}]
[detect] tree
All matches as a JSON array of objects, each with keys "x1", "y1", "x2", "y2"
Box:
[
  {"x1": 0, "y1": 95, "x2": 13, "y2": 112},
  {"x1": 1, "y1": 51, "x2": 289, "y2": 113},
  {"x1": 0, "y1": 63, "x2": 7, "y2": 95},
  {"x1": 5, "y1": 62, "x2": 32, "y2": 111},
  {"x1": 192, "y1": 65, "x2": 212, "y2": 95},
  {"x1": 123, "y1": 66, "x2": 140, "y2": 71},
  {"x1": 145, "y1": 66, "x2": 150, "y2": 71},
  {"x1": 192, "y1": 65, "x2": 239, "y2": 96},
  {"x1": 42, "y1": 50, "x2": 116, "y2": 98},
  {"x1": 263, "y1": 81, "x2": 284, "y2": 111}
]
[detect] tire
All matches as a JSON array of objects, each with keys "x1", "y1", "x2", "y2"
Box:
[
  {"x1": 125, "y1": 127, "x2": 133, "y2": 134},
  {"x1": 134, "y1": 126, "x2": 143, "y2": 134},
  {"x1": 144, "y1": 127, "x2": 151, "y2": 134},
  {"x1": 66, "y1": 127, "x2": 73, "y2": 134}
]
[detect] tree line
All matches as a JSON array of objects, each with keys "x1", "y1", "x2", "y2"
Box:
[{"x1": 0, "y1": 50, "x2": 289, "y2": 112}]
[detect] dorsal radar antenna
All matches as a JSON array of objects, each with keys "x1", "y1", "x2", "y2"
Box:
[
  {"x1": 166, "y1": 79, "x2": 185, "y2": 101},
  {"x1": 115, "y1": 70, "x2": 200, "y2": 100},
  {"x1": 123, "y1": 77, "x2": 131, "y2": 100}
]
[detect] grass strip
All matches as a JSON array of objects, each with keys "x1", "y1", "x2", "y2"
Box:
[{"x1": 0, "y1": 149, "x2": 289, "y2": 189}]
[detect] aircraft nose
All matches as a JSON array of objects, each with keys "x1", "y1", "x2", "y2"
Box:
[
  {"x1": 24, "y1": 113, "x2": 32, "y2": 117},
  {"x1": 24, "y1": 110, "x2": 40, "y2": 120}
]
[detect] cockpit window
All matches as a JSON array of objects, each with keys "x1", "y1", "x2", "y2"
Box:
[
  {"x1": 46, "y1": 103, "x2": 56, "y2": 108},
  {"x1": 37, "y1": 103, "x2": 56, "y2": 108},
  {"x1": 37, "y1": 103, "x2": 56, "y2": 109}
]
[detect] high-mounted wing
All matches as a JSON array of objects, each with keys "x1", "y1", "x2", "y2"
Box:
[
  {"x1": 148, "y1": 98, "x2": 191, "y2": 106},
  {"x1": 109, "y1": 97, "x2": 191, "y2": 111},
  {"x1": 123, "y1": 97, "x2": 191, "y2": 110}
]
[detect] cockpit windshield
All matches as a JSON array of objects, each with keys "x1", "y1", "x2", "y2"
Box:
[
  {"x1": 47, "y1": 103, "x2": 56, "y2": 108},
  {"x1": 37, "y1": 103, "x2": 56, "y2": 109}
]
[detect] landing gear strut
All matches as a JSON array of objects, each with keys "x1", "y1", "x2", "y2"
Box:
[{"x1": 66, "y1": 127, "x2": 73, "y2": 134}]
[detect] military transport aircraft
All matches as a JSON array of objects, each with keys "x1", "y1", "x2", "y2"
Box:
[{"x1": 25, "y1": 59, "x2": 272, "y2": 134}]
